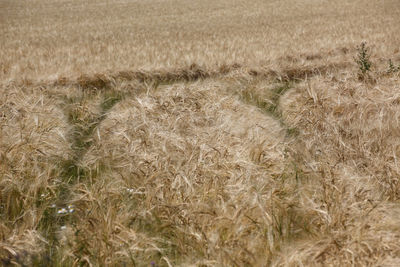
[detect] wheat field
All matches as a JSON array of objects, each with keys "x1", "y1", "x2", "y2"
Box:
[{"x1": 1, "y1": 0, "x2": 400, "y2": 266}]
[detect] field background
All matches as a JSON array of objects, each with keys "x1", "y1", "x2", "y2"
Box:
[{"x1": 1, "y1": 0, "x2": 400, "y2": 266}]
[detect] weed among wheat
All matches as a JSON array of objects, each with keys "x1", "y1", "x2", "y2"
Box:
[{"x1": 355, "y1": 42, "x2": 372, "y2": 75}]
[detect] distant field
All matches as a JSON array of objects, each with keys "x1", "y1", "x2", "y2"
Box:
[
  {"x1": 1, "y1": 0, "x2": 400, "y2": 266},
  {"x1": 1, "y1": 0, "x2": 399, "y2": 82}
]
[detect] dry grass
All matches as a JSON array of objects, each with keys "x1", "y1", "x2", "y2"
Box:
[
  {"x1": 275, "y1": 71, "x2": 400, "y2": 266},
  {"x1": 2, "y1": 0, "x2": 400, "y2": 265},
  {"x1": 73, "y1": 81, "x2": 296, "y2": 265},
  {"x1": 0, "y1": 85, "x2": 71, "y2": 265}
]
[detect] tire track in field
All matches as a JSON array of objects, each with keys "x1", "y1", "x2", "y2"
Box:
[
  {"x1": 38, "y1": 87, "x2": 125, "y2": 264},
  {"x1": 34, "y1": 60, "x2": 350, "y2": 263}
]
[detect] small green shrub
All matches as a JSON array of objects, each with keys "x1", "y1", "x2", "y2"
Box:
[
  {"x1": 388, "y1": 59, "x2": 400, "y2": 73},
  {"x1": 355, "y1": 42, "x2": 372, "y2": 75}
]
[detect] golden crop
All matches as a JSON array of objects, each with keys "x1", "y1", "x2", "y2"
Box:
[{"x1": 1, "y1": 0, "x2": 400, "y2": 265}]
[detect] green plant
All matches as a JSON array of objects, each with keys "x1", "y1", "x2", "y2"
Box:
[
  {"x1": 355, "y1": 42, "x2": 372, "y2": 75},
  {"x1": 388, "y1": 59, "x2": 400, "y2": 73}
]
